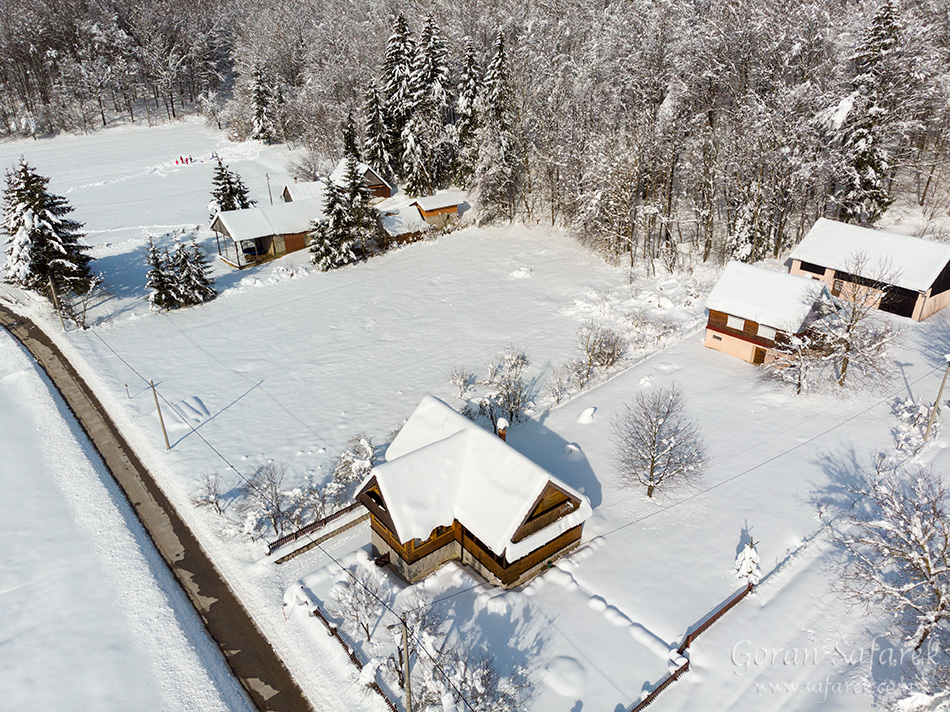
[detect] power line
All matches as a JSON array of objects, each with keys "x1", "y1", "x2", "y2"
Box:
[{"x1": 86, "y1": 327, "x2": 482, "y2": 712}]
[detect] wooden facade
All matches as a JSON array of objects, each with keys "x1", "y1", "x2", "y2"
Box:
[
  {"x1": 704, "y1": 309, "x2": 787, "y2": 365},
  {"x1": 358, "y1": 476, "x2": 585, "y2": 588}
]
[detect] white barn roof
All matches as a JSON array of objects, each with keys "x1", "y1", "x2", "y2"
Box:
[
  {"x1": 706, "y1": 262, "x2": 827, "y2": 332},
  {"x1": 370, "y1": 396, "x2": 591, "y2": 562},
  {"x1": 411, "y1": 191, "x2": 465, "y2": 212},
  {"x1": 211, "y1": 198, "x2": 324, "y2": 242},
  {"x1": 789, "y1": 218, "x2": 950, "y2": 292},
  {"x1": 282, "y1": 180, "x2": 329, "y2": 203}
]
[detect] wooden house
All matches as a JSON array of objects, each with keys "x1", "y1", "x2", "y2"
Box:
[
  {"x1": 210, "y1": 198, "x2": 323, "y2": 268},
  {"x1": 280, "y1": 179, "x2": 329, "y2": 203},
  {"x1": 410, "y1": 192, "x2": 465, "y2": 229},
  {"x1": 788, "y1": 218, "x2": 950, "y2": 321},
  {"x1": 704, "y1": 262, "x2": 829, "y2": 365},
  {"x1": 328, "y1": 159, "x2": 393, "y2": 199},
  {"x1": 356, "y1": 396, "x2": 592, "y2": 589}
]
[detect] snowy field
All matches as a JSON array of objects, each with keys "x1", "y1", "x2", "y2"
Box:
[
  {"x1": 0, "y1": 330, "x2": 253, "y2": 712},
  {"x1": 2, "y1": 119, "x2": 948, "y2": 711}
]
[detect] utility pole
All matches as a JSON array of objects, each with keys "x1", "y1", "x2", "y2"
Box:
[
  {"x1": 924, "y1": 355, "x2": 950, "y2": 442},
  {"x1": 266, "y1": 173, "x2": 273, "y2": 205},
  {"x1": 402, "y1": 614, "x2": 412, "y2": 712},
  {"x1": 47, "y1": 276, "x2": 66, "y2": 332},
  {"x1": 150, "y1": 379, "x2": 171, "y2": 450}
]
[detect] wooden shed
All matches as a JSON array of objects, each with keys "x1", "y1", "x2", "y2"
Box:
[
  {"x1": 210, "y1": 198, "x2": 324, "y2": 268},
  {"x1": 328, "y1": 159, "x2": 393, "y2": 199},
  {"x1": 704, "y1": 262, "x2": 829, "y2": 365},
  {"x1": 410, "y1": 191, "x2": 465, "y2": 229},
  {"x1": 788, "y1": 218, "x2": 950, "y2": 321},
  {"x1": 356, "y1": 396, "x2": 591, "y2": 589}
]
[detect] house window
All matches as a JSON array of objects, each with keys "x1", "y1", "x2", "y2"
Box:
[
  {"x1": 726, "y1": 315, "x2": 745, "y2": 330},
  {"x1": 712, "y1": 334, "x2": 723, "y2": 341},
  {"x1": 799, "y1": 261, "x2": 825, "y2": 275},
  {"x1": 757, "y1": 325, "x2": 776, "y2": 340}
]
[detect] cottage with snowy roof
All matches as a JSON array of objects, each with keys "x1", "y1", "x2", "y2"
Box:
[
  {"x1": 788, "y1": 218, "x2": 950, "y2": 321},
  {"x1": 328, "y1": 159, "x2": 393, "y2": 199},
  {"x1": 704, "y1": 262, "x2": 829, "y2": 364},
  {"x1": 410, "y1": 191, "x2": 465, "y2": 229},
  {"x1": 210, "y1": 198, "x2": 323, "y2": 268},
  {"x1": 356, "y1": 396, "x2": 592, "y2": 588},
  {"x1": 280, "y1": 178, "x2": 329, "y2": 203}
]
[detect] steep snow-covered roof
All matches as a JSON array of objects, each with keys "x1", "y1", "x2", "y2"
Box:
[
  {"x1": 329, "y1": 159, "x2": 392, "y2": 190},
  {"x1": 789, "y1": 218, "x2": 950, "y2": 292},
  {"x1": 371, "y1": 396, "x2": 591, "y2": 562},
  {"x1": 282, "y1": 180, "x2": 329, "y2": 203},
  {"x1": 706, "y1": 262, "x2": 827, "y2": 332},
  {"x1": 211, "y1": 198, "x2": 323, "y2": 242},
  {"x1": 411, "y1": 191, "x2": 466, "y2": 212},
  {"x1": 377, "y1": 203, "x2": 430, "y2": 238}
]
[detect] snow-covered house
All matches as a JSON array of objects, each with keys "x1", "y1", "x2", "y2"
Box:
[
  {"x1": 210, "y1": 198, "x2": 323, "y2": 268},
  {"x1": 356, "y1": 396, "x2": 592, "y2": 589},
  {"x1": 280, "y1": 179, "x2": 329, "y2": 203},
  {"x1": 410, "y1": 191, "x2": 466, "y2": 229},
  {"x1": 788, "y1": 218, "x2": 950, "y2": 321},
  {"x1": 704, "y1": 262, "x2": 829, "y2": 364},
  {"x1": 328, "y1": 159, "x2": 393, "y2": 199}
]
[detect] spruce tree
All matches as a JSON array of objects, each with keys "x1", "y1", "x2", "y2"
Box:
[
  {"x1": 2, "y1": 157, "x2": 94, "y2": 298},
  {"x1": 168, "y1": 235, "x2": 216, "y2": 307},
  {"x1": 250, "y1": 65, "x2": 277, "y2": 144},
  {"x1": 309, "y1": 183, "x2": 358, "y2": 271},
  {"x1": 363, "y1": 85, "x2": 393, "y2": 178},
  {"x1": 342, "y1": 154, "x2": 379, "y2": 257},
  {"x1": 343, "y1": 111, "x2": 361, "y2": 160},
  {"x1": 145, "y1": 237, "x2": 178, "y2": 311},
  {"x1": 835, "y1": 0, "x2": 903, "y2": 224},
  {"x1": 454, "y1": 39, "x2": 481, "y2": 187},
  {"x1": 382, "y1": 15, "x2": 416, "y2": 175},
  {"x1": 210, "y1": 155, "x2": 255, "y2": 215},
  {"x1": 473, "y1": 33, "x2": 523, "y2": 223}
]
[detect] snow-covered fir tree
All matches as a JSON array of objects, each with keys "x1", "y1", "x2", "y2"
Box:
[
  {"x1": 382, "y1": 15, "x2": 416, "y2": 175},
  {"x1": 2, "y1": 158, "x2": 94, "y2": 298},
  {"x1": 363, "y1": 85, "x2": 393, "y2": 178},
  {"x1": 341, "y1": 154, "x2": 378, "y2": 252},
  {"x1": 735, "y1": 540, "x2": 762, "y2": 586},
  {"x1": 172, "y1": 237, "x2": 217, "y2": 307},
  {"x1": 454, "y1": 38, "x2": 481, "y2": 187},
  {"x1": 833, "y1": 1, "x2": 904, "y2": 225},
  {"x1": 473, "y1": 32, "x2": 523, "y2": 223},
  {"x1": 309, "y1": 182, "x2": 359, "y2": 271},
  {"x1": 250, "y1": 65, "x2": 278, "y2": 144},
  {"x1": 342, "y1": 110, "x2": 361, "y2": 160},
  {"x1": 144, "y1": 237, "x2": 177, "y2": 311},
  {"x1": 210, "y1": 155, "x2": 255, "y2": 216}
]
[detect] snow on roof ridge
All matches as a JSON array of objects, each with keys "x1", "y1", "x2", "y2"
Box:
[
  {"x1": 705, "y1": 261, "x2": 828, "y2": 332},
  {"x1": 212, "y1": 198, "x2": 324, "y2": 241},
  {"x1": 374, "y1": 395, "x2": 590, "y2": 560},
  {"x1": 789, "y1": 218, "x2": 950, "y2": 292}
]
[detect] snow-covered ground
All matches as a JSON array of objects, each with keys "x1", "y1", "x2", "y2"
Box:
[
  {"x1": 0, "y1": 329, "x2": 253, "y2": 712},
  {"x1": 2, "y1": 119, "x2": 947, "y2": 711}
]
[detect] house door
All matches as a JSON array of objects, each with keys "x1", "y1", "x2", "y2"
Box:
[{"x1": 753, "y1": 348, "x2": 766, "y2": 365}]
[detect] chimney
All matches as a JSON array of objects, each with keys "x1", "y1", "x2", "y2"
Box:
[{"x1": 496, "y1": 418, "x2": 509, "y2": 442}]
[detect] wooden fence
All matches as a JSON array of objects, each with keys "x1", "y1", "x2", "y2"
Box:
[
  {"x1": 311, "y1": 605, "x2": 400, "y2": 712},
  {"x1": 266, "y1": 500, "x2": 364, "y2": 555},
  {"x1": 677, "y1": 582, "x2": 753, "y2": 654},
  {"x1": 630, "y1": 660, "x2": 690, "y2": 712}
]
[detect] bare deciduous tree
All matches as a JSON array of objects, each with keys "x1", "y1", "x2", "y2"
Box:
[
  {"x1": 481, "y1": 345, "x2": 532, "y2": 424},
  {"x1": 329, "y1": 563, "x2": 387, "y2": 642},
  {"x1": 239, "y1": 461, "x2": 289, "y2": 537},
  {"x1": 611, "y1": 384, "x2": 707, "y2": 498},
  {"x1": 828, "y1": 459, "x2": 950, "y2": 652},
  {"x1": 575, "y1": 320, "x2": 627, "y2": 381},
  {"x1": 192, "y1": 470, "x2": 224, "y2": 516},
  {"x1": 449, "y1": 365, "x2": 476, "y2": 398}
]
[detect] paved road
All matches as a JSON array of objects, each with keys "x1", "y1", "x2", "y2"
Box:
[{"x1": 0, "y1": 305, "x2": 315, "y2": 712}]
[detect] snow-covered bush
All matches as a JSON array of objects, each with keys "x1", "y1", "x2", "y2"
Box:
[
  {"x1": 449, "y1": 365, "x2": 476, "y2": 398},
  {"x1": 734, "y1": 541, "x2": 762, "y2": 586},
  {"x1": 575, "y1": 320, "x2": 627, "y2": 381},
  {"x1": 327, "y1": 434, "x2": 376, "y2": 505},
  {"x1": 481, "y1": 345, "x2": 532, "y2": 425},
  {"x1": 328, "y1": 563, "x2": 388, "y2": 642},
  {"x1": 891, "y1": 396, "x2": 937, "y2": 452},
  {"x1": 192, "y1": 470, "x2": 225, "y2": 516},
  {"x1": 238, "y1": 461, "x2": 291, "y2": 539}
]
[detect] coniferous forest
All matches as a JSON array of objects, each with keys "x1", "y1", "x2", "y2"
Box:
[{"x1": 2, "y1": 0, "x2": 948, "y2": 269}]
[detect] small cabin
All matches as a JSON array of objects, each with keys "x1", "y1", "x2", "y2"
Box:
[
  {"x1": 210, "y1": 198, "x2": 324, "y2": 268},
  {"x1": 410, "y1": 192, "x2": 465, "y2": 229},
  {"x1": 281, "y1": 179, "x2": 329, "y2": 203},
  {"x1": 788, "y1": 218, "x2": 950, "y2": 321},
  {"x1": 704, "y1": 262, "x2": 828, "y2": 365},
  {"x1": 356, "y1": 396, "x2": 591, "y2": 589},
  {"x1": 328, "y1": 159, "x2": 393, "y2": 199}
]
